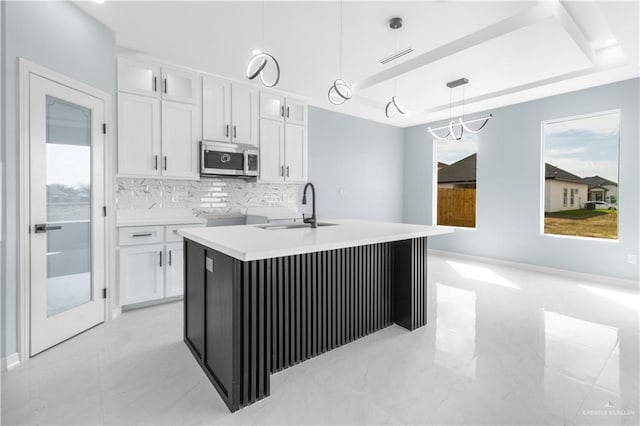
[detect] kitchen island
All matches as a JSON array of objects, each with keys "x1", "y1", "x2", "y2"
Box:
[{"x1": 178, "y1": 219, "x2": 452, "y2": 412}]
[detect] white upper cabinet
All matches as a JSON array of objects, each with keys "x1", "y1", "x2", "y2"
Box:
[
  {"x1": 117, "y1": 93, "x2": 161, "y2": 177},
  {"x1": 117, "y1": 57, "x2": 160, "y2": 98},
  {"x1": 259, "y1": 119, "x2": 285, "y2": 183},
  {"x1": 284, "y1": 123, "x2": 307, "y2": 183},
  {"x1": 202, "y1": 78, "x2": 258, "y2": 146},
  {"x1": 260, "y1": 92, "x2": 285, "y2": 122},
  {"x1": 202, "y1": 76, "x2": 232, "y2": 143},
  {"x1": 161, "y1": 101, "x2": 199, "y2": 179},
  {"x1": 117, "y1": 57, "x2": 198, "y2": 104},
  {"x1": 284, "y1": 98, "x2": 307, "y2": 126},
  {"x1": 161, "y1": 66, "x2": 199, "y2": 104},
  {"x1": 231, "y1": 84, "x2": 259, "y2": 146}
]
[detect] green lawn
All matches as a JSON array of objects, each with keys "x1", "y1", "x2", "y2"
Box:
[
  {"x1": 545, "y1": 209, "x2": 618, "y2": 239},
  {"x1": 545, "y1": 209, "x2": 614, "y2": 219}
]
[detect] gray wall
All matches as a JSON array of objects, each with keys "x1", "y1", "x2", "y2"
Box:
[
  {"x1": 1, "y1": 2, "x2": 115, "y2": 357},
  {"x1": 308, "y1": 107, "x2": 404, "y2": 223},
  {"x1": 404, "y1": 78, "x2": 640, "y2": 281}
]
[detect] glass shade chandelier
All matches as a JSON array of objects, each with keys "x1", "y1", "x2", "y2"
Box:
[
  {"x1": 328, "y1": 1, "x2": 352, "y2": 105},
  {"x1": 246, "y1": 1, "x2": 280, "y2": 88},
  {"x1": 384, "y1": 17, "x2": 406, "y2": 119},
  {"x1": 427, "y1": 78, "x2": 492, "y2": 140}
]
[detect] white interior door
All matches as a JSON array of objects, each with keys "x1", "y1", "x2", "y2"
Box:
[{"x1": 29, "y1": 73, "x2": 106, "y2": 356}]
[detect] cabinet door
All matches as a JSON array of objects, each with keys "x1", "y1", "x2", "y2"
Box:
[
  {"x1": 117, "y1": 93, "x2": 161, "y2": 177},
  {"x1": 259, "y1": 119, "x2": 285, "y2": 183},
  {"x1": 161, "y1": 101, "x2": 199, "y2": 179},
  {"x1": 119, "y1": 244, "x2": 164, "y2": 306},
  {"x1": 202, "y1": 76, "x2": 232, "y2": 142},
  {"x1": 260, "y1": 92, "x2": 285, "y2": 122},
  {"x1": 117, "y1": 57, "x2": 160, "y2": 98},
  {"x1": 284, "y1": 123, "x2": 307, "y2": 183},
  {"x1": 285, "y1": 98, "x2": 307, "y2": 126},
  {"x1": 205, "y1": 249, "x2": 235, "y2": 396},
  {"x1": 231, "y1": 84, "x2": 259, "y2": 146},
  {"x1": 165, "y1": 242, "x2": 184, "y2": 298},
  {"x1": 185, "y1": 240, "x2": 205, "y2": 360},
  {"x1": 161, "y1": 66, "x2": 199, "y2": 104}
]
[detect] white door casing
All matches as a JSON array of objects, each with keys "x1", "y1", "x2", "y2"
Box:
[{"x1": 28, "y1": 73, "x2": 106, "y2": 356}]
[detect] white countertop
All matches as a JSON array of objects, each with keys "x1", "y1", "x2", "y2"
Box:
[
  {"x1": 116, "y1": 209, "x2": 206, "y2": 227},
  {"x1": 177, "y1": 219, "x2": 453, "y2": 261}
]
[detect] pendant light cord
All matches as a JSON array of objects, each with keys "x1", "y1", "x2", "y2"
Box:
[
  {"x1": 261, "y1": 0, "x2": 265, "y2": 52},
  {"x1": 393, "y1": 29, "x2": 397, "y2": 95},
  {"x1": 339, "y1": 1, "x2": 343, "y2": 78}
]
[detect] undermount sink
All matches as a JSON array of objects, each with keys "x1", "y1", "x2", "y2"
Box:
[{"x1": 255, "y1": 222, "x2": 337, "y2": 230}]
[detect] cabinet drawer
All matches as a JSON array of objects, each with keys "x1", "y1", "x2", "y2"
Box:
[
  {"x1": 119, "y1": 226, "x2": 164, "y2": 246},
  {"x1": 166, "y1": 223, "x2": 204, "y2": 242}
]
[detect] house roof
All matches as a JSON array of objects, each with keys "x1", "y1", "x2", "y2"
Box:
[
  {"x1": 545, "y1": 164, "x2": 586, "y2": 185},
  {"x1": 583, "y1": 175, "x2": 618, "y2": 187},
  {"x1": 438, "y1": 154, "x2": 476, "y2": 184}
]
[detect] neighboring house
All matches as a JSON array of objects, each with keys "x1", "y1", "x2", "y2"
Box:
[
  {"x1": 437, "y1": 162, "x2": 449, "y2": 170},
  {"x1": 437, "y1": 154, "x2": 476, "y2": 189},
  {"x1": 544, "y1": 164, "x2": 589, "y2": 212},
  {"x1": 583, "y1": 175, "x2": 618, "y2": 204}
]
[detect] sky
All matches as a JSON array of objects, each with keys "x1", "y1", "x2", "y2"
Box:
[
  {"x1": 544, "y1": 112, "x2": 619, "y2": 183},
  {"x1": 47, "y1": 144, "x2": 91, "y2": 188},
  {"x1": 435, "y1": 133, "x2": 478, "y2": 165}
]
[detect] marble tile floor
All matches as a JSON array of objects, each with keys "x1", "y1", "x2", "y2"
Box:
[{"x1": 2, "y1": 254, "x2": 638, "y2": 425}]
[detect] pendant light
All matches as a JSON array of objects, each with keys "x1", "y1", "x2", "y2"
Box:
[
  {"x1": 328, "y1": 1, "x2": 352, "y2": 105},
  {"x1": 246, "y1": 1, "x2": 280, "y2": 88},
  {"x1": 427, "y1": 78, "x2": 492, "y2": 140},
  {"x1": 384, "y1": 17, "x2": 406, "y2": 119}
]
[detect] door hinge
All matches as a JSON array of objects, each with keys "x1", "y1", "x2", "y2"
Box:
[
  {"x1": 102, "y1": 206, "x2": 107, "y2": 217},
  {"x1": 102, "y1": 123, "x2": 106, "y2": 134},
  {"x1": 102, "y1": 288, "x2": 107, "y2": 299}
]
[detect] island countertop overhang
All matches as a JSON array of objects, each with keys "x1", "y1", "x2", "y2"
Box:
[{"x1": 177, "y1": 219, "x2": 453, "y2": 261}]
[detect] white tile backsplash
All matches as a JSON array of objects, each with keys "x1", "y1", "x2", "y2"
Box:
[{"x1": 116, "y1": 177, "x2": 303, "y2": 217}]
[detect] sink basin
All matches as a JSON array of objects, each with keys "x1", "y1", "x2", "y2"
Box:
[{"x1": 255, "y1": 222, "x2": 337, "y2": 230}]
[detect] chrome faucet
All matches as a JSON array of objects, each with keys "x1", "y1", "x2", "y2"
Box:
[{"x1": 302, "y1": 182, "x2": 317, "y2": 228}]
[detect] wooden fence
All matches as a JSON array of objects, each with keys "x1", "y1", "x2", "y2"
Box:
[{"x1": 437, "y1": 188, "x2": 476, "y2": 228}]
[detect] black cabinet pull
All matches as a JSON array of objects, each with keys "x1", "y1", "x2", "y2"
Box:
[
  {"x1": 287, "y1": 106, "x2": 290, "y2": 118},
  {"x1": 233, "y1": 125, "x2": 237, "y2": 138},
  {"x1": 154, "y1": 155, "x2": 158, "y2": 170},
  {"x1": 225, "y1": 124, "x2": 229, "y2": 138},
  {"x1": 281, "y1": 105, "x2": 284, "y2": 117},
  {"x1": 286, "y1": 165, "x2": 290, "y2": 177},
  {"x1": 169, "y1": 250, "x2": 172, "y2": 266},
  {"x1": 280, "y1": 165, "x2": 284, "y2": 176},
  {"x1": 132, "y1": 233, "x2": 153, "y2": 237},
  {"x1": 153, "y1": 76, "x2": 157, "y2": 92},
  {"x1": 164, "y1": 156, "x2": 167, "y2": 171},
  {"x1": 163, "y1": 78, "x2": 168, "y2": 94},
  {"x1": 159, "y1": 251, "x2": 163, "y2": 267}
]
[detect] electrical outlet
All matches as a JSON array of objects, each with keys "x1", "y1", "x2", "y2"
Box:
[{"x1": 628, "y1": 254, "x2": 637, "y2": 265}]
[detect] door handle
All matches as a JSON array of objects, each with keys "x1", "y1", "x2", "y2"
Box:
[{"x1": 34, "y1": 224, "x2": 62, "y2": 233}]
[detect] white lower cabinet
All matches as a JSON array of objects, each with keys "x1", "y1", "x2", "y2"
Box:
[
  {"x1": 120, "y1": 243, "x2": 164, "y2": 306},
  {"x1": 164, "y1": 242, "x2": 184, "y2": 298},
  {"x1": 119, "y1": 223, "x2": 203, "y2": 308}
]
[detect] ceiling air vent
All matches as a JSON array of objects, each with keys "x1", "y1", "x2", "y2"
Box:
[{"x1": 379, "y1": 47, "x2": 414, "y2": 65}]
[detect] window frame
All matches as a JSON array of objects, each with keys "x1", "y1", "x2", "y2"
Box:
[{"x1": 539, "y1": 109, "x2": 621, "y2": 241}]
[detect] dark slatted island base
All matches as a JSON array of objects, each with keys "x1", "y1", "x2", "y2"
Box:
[{"x1": 178, "y1": 219, "x2": 452, "y2": 412}]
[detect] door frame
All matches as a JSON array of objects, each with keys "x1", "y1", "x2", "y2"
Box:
[{"x1": 17, "y1": 59, "x2": 115, "y2": 363}]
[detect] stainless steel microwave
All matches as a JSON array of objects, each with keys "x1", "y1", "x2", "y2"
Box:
[{"x1": 200, "y1": 141, "x2": 259, "y2": 177}]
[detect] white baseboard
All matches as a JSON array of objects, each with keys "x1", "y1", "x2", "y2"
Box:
[
  {"x1": 428, "y1": 249, "x2": 640, "y2": 290},
  {"x1": 2, "y1": 353, "x2": 21, "y2": 371}
]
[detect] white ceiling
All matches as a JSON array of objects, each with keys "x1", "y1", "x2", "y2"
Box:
[{"x1": 74, "y1": 1, "x2": 639, "y2": 128}]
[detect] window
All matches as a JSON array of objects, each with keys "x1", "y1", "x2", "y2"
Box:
[
  {"x1": 435, "y1": 135, "x2": 477, "y2": 228},
  {"x1": 543, "y1": 111, "x2": 619, "y2": 239}
]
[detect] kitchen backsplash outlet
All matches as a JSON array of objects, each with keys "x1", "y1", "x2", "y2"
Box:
[{"x1": 116, "y1": 177, "x2": 303, "y2": 217}]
